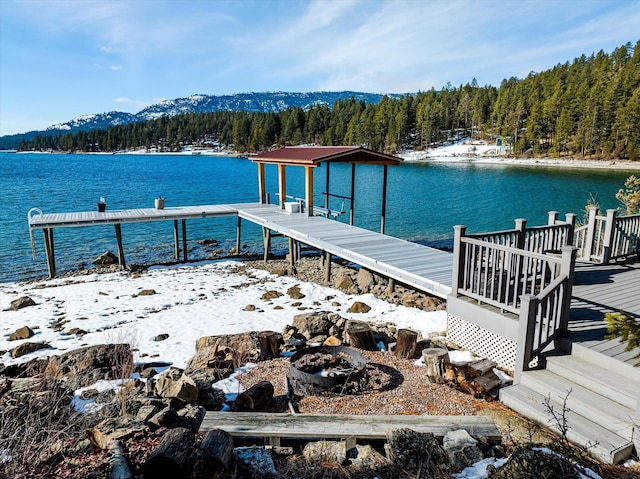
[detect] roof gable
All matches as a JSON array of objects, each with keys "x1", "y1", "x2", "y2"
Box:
[{"x1": 251, "y1": 146, "x2": 402, "y2": 166}]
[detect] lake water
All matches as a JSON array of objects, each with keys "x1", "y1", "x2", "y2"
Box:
[{"x1": 0, "y1": 152, "x2": 634, "y2": 283}]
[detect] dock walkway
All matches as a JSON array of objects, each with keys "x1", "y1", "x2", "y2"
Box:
[{"x1": 28, "y1": 202, "x2": 452, "y2": 298}]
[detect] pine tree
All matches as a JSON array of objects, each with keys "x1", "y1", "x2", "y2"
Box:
[{"x1": 605, "y1": 311, "x2": 640, "y2": 365}]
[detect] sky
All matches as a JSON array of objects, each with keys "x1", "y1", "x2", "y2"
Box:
[{"x1": 0, "y1": 0, "x2": 639, "y2": 136}]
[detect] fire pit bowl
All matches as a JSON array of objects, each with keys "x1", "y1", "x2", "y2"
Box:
[{"x1": 289, "y1": 345, "x2": 368, "y2": 395}]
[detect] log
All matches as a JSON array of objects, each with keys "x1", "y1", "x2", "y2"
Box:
[
  {"x1": 395, "y1": 329, "x2": 418, "y2": 359},
  {"x1": 143, "y1": 427, "x2": 195, "y2": 479},
  {"x1": 470, "y1": 370, "x2": 502, "y2": 398},
  {"x1": 346, "y1": 322, "x2": 378, "y2": 351},
  {"x1": 422, "y1": 348, "x2": 450, "y2": 384},
  {"x1": 235, "y1": 380, "x2": 274, "y2": 411},
  {"x1": 468, "y1": 359, "x2": 497, "y2": 378},
  {"x1": 108, "y1": 440, "x2": 133, "y2": 479},
  {"x1": 258, "y1": 331, "x2": 280, "y2": 359},
  {"x1": 193, "y1": 429, "x2": 234, "y2": 478}
]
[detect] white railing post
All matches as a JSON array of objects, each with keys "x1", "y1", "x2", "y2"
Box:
[
  {"x1": 515, "y1": 294, "x2": 538, "y2": 384},
  {"x1": 583, "y1": 207, "x2": 598, "y2": 262},
  {"x1": 548, "y1": 211, "x2": 559, "y2": 225},
  {"x1": 515, "y1": 218, "x2": 527, "y2": 250},
  {"x1": 565, "y1": 213, "x2": 577, "y2": 246},
  {"x1": 559, "y1": 246, "x2": 578, "y2": 337},
  {"x1": 452, "y1": 225, "x2": 467, "y2": 297},
  {"x1": 602, "y1": 209, "x2": 617, "y2": 265}
]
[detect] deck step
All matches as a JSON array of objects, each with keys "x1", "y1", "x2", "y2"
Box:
[
  {"x1": 519, "y1": 369, "x2": 636, "y2": 439},
  {"x1": 546, "y1": 355, "x2": 638, "y2": 410},
  {"x1": 569, "y1": 341, "x2": 640, "y2": 381},
  {"x1": 500, "y1": 383, "x2": 634, "y2": 464}
]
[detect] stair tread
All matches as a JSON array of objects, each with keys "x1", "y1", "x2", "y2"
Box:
[
  {"x1": 501, "y1": 383, "x2": 634, "y2": 464},
  {"x1": 546, "y1": 355, "x2": 638, "y2": 407},
  {"x1": 521, "y1": 369, "x2": 635, "y2": 437},
  {"x1": 570, "y1": 342, "x2": 640, "y2": 380}
]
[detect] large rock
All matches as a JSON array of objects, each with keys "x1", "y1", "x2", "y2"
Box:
[
  {"x1": 93, "y1": 251, "x2": 119, "y2": 266},
  {"x1": 490, "y1": 447, "x2": 584, "y2": 478},
  {"x1": 291, "y1": 311, "x2": 337, "y2": 340},
  {"x1": 10, "y1": 296, "x2": 36, "y2": 311},
  {"x1": 347, "y1": 301, "x2": 371, "y2": 314},
  {"x1": 385, "y1": 428, "x2": 449, "y2": 478},
  {"x1": 356, "y1": 268, "x2": 376, "y2": 291},
  {"x1": 233, "y1": 446, "x2": 276, "y2": 477},
  {"x1": 9, "y1": 326, "x2": 35, "y2": 341},
  {"x1": 442, "y1": 429, "x2": 484, "y2": 472},
  {"x1": 185, "y1": 369, "x2": 228, "y2": 409},
  {"x1": 11, "y1": 341, "x2": 49, "y2": 358},
  {"x1": 188, "y1": 332, "x2": 264, "y2": 371},
  {"x1": 154, "y1": 368, "x2": 199, "y2": 404},
  {"x1": 303, "y1": 440, "x2": 347, "y2": 465},
  {"x1": 55, "y1": 343, "x2": 133, "y2": 389},
  {"x1": 85, "y1": 415, "x2": 150, "y2": 449},
  {"x1": 350, "y1": 444, "x2": 388, "y2": 468},
  {"x1": 334, "y1": 273, "x2": 355, "y2": 292}
]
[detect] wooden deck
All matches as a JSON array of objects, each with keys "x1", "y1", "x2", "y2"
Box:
[
  {"x1": 199, "y1": 412, "x2": 501, "y2": 443},
  {"x1": 28, "y1": 202, "x2": 452, "y2": 298},
  {"x1": 569, "y1": 260, "x2": 640, "y2": 366},
  {"x1": 233, "y1": 203, "x2": 452, "y2": 298}
]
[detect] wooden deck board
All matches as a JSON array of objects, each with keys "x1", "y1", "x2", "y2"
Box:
[
  {"x1": 569, "y1": 261, "x2": 640, "y2": 366},
  {"x1": 200, "y1": 412, "x2": 501, "y2": 442}
]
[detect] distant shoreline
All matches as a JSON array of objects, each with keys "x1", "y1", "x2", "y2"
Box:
[{"x1": 7, "y1": 148, "x2": 640, "y2": 171}]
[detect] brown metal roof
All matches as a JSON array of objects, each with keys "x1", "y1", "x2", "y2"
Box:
[{"x1": 251, "y1": 146, "x2": 402, "y2": 166}]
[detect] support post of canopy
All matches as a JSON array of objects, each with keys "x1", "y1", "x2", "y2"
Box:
[
  {"x1": 257, "y1": 162, "x2": 266, "y2": 204},
  {"x1": 381, "y1": 165, "x2": 388, "y2": 234},
  {"x1": 278, "y1": 164, "x2": 287, "y2": 209},
  {"x1": 305, "y1": 166, "x2": 314, "y2": 216},
  {"x1": 115, "y1": 223, "x2": 126, "y2": 267},
  {"x1": 325, "y1": 162, "x2": 330, "y2": 209}
]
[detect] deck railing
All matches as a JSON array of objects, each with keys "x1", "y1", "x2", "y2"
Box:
[
  {"x1": 575, "y1": 207, "x2": 640, "y2": 263},
  {"x1": 451, "y1": 219, "x2": 578, "y2": 381}
]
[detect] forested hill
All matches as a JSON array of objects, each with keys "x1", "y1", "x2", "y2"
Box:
[{"x1": 18, "y1": 41, "x2": 640, "y2": 161}]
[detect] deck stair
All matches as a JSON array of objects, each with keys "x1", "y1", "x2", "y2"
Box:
[{"x1": 500, "y1": 342, "x2": 639, "y2": 464}]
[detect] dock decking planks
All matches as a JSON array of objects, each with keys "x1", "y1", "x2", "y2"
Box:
[
  {"x1": 28, "y1": 202, "x2": 452, "y2": 298},
  {"x1": 199, "y1": 412, "x2": 501, "y2": 443}
]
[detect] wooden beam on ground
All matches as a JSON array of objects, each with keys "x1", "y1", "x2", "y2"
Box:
[
  {"x1": 114, "y1": 223, "x2": 125, "y2": 267},
  {"x1": 199, "y1": 412, "x2": 501, "y2": 443}
]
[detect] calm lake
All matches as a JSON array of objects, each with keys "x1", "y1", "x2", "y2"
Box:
[{"x1": 0, "y1": 152, "x2": 635, "y2": 283}]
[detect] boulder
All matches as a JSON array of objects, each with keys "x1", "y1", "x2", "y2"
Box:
[
  {"x1": 154, "y1": 333, "x2": 169, "y2": 342},
  {"x1": 261, "y1": 290, "x2": 283, "y2": 300},
  {"x1": 154, "y1": 368, "x2": 199, "y2": 404},
  {"x1": 233, "y1": 446, "x2": 276, "y2": 477},
  {"x1": 189, "y1": 332, "x2": 264, "y2": 369},
  {"x1": 347, "y1": 301, "x2": 371, "y2": 314},
  {"x1": 11, "y1": 341, "x2": 49, "y2": 359},
  {"x1": 292, "y1": 311, "x2": 336, "y2": 339},
  {"x1": 85, "y1": 415, "x2": 150, "y2": 449},
  {"x1": 185, "y1": 369, "x2": 228, "y2": 409},
  {"x1": 137, "y1": 289, "x2": 157, "y2": 296},
  {"x1": 175, "y1": 404, "x2": 207, "y2": 433},
  {"x1": 10, "y1": 296, "x2": 36, "y2": 311},
  {"x1": 303, "y1": 440, "x2": 347, "y2": 465},
  {"x1": 9, "y1": 326, "x2": 35, "y2": 341},
  {"x1": 334, "y1": 273, "x2": 354, "y2": 292},
  {"x1": 356, "y1": 268, "x2": 376, "y2": 291},
  {"x1": 93, "y1": 251, "x2": 119, "y2": 266},
  {"x1": 55, "y1": 343, "x2": 133, "y2": 389},
  {"x1": 287, "y1": 284, "x2": 306, "y2": 299},
  {"x1": 442, "y1": 429, "x2": 484, "y2": 472},
  {"x1": 350, "y1": 444, "x2": 388, "y2": 468}
]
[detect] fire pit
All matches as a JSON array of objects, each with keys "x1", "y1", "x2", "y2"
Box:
[{"x1": 289, "y1": 346, "x2": 368, "y2": 395}]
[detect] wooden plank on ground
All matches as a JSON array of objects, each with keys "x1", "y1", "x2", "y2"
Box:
[{"x1": 200, "y1": 412, "x2": 501, "y2": 443}]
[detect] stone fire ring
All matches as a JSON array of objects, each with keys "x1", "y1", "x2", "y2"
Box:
[{"x1": 289, "y1": 345, "x2": 367, "y2": 391}]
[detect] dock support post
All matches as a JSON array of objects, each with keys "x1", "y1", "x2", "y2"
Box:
[
  {"x1": 114, "y1": 223, "x2": 126, "y2": 267},
  {"x1": 182, "y1": 220, "x2": 188, "y2": 262},
  {"x1": 325, "y1": 162, "x2": 330, "y2": 209},
  {"x1": 263, "y1": 228, "x2": 271, "y2": 263},
  {"x1": 173, "y1": 220, "x2": 180, "y2": 260},
  {"x1": 236, "y1": 217, "x2": 242, "y2": 254},
  {"x1": 387, "y1": 278, "x2": 395, "y2": 294},
  {"x1": 43, "y1": 228, "x2": 56, "y2": 278},
  {"x1": 324, "y1": 251, "x2": 332, "y2": 283},
  {"x1": 288, "y1": 237, "x2": 297, "y2": 273}
]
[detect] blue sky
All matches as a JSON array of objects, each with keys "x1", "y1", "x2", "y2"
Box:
[{"x1": 1, "y1": 0, "x2": 639, "y2": 136}]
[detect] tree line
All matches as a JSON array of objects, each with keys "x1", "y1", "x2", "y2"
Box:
[{"x1": 20, "y1": 41, "x2": 640, "y2": 160}]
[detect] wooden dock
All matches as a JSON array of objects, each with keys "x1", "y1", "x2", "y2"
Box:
[
  {"x1": 28, "y1": 202, "x2": 452, "y2": 298},
  {"x1": 199, "y1": 412, "x2": 501, "y2": 444}
]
